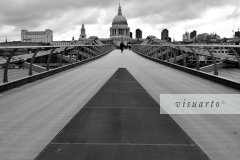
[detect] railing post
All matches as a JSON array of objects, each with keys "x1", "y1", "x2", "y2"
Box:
[
  {"x1": 205, "y1": 47, "x2": 218, "y2": 75},
  {"x1": 189, "y1": 47, "x2": 200, "y2": 70},
  {"x1": 152, "y1": 46, "x2": 154, "y2": 57},
  {"x1": 151, "y1": 46, "x2": 154, "y2": 57},
  {"x1": 46, "y1": 48, "x2": 56, "y2": 70},
  {"x1": 29, "y1": 49, "x2": 41, "y2": 75},
  {"x1": 3, "y1": 48, "x2": 18, "y2": 83}
]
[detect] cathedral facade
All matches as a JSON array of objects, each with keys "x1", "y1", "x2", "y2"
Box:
[{"x1": 110, "y1": 4, "x2": 131, "y2": 46}]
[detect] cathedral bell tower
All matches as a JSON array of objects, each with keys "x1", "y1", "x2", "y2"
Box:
[{"x1": 79, "y1": 23, "x2": 87, "y2": 39}]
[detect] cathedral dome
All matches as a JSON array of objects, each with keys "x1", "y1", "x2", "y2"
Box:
[
  {"x1": 112, "y1": 15, "x2": 128, "y2": 25},
  {"x1": 112, "y1": 4, "x2": 128, "y2": 25}
]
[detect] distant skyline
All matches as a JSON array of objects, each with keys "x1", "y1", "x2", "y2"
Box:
[{"x1": 0, "y1": 0, "x2": 240, "y2": 42}]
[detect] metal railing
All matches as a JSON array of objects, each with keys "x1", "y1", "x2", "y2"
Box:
[
  {"x1": 0, "y1": 44, "x2": 115, "y2": 83},
  {"x1": 131, "y1": 44, "x2": 240, "y2": 76}
]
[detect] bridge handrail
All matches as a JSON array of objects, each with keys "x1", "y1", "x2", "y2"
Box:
[
  {"x1": 1, "y1": 45, "x2": 115, "y2": 83},
  {"x1": 131, "y1": 44, "x2": 240, "y2": 48},
  {"x1": 131, "y1": 47, "x2": 240, "y2": 91},
  {"x1": 131, "y1": 43, "x2": 240, "y2": 76},
  {"x1": 0, "y1": 45, "x2": 115, "y2": 92},
  {"x1": 0, "y1": 44, "x2": 113, "y2": 49}
]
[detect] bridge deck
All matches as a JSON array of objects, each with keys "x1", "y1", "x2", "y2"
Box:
[
  {"x1": 0, "y1": 49, "x2": 239, "y2": 159},
  {"x1": 35, "y1": 68, "x2": 209, "y2": 159}
]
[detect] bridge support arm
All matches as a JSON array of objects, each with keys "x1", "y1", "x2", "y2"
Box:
[
  {"x1": 160, "y1": 47, "x2": 164, "y2": 60},
  {"x1": 205, "y1": 47, "x2": 218, "y2": 75},
  {"x1": 85, "y1": 47, "x2": 92, "y2": 58},
  {"x1": 46, "y1": 48, "x2": 56, "y2": 70},
  {"x1": 90, "y1": 47, "x2": 95, "y2": 58},
  {"x1": 177, "y1": 47, "x2": 186, "y2": 66},
  {"x1": 92, "y1": 47, "x2": 98, "y2": 57},
  {"x1": 157, "y1": 47, "x2": 164, "y2": 59},
  {"x1": 29, "y1": 49, "x2": 41, "y2": 75},
  {"x1": 3, "y1": 48, "x2": 18, "y2": 83},
  {"x1": 151, "y1": 47, "x2": 155, "y2": 58},
  {"x1": 87, "y1": 47, "x2": 90, "y2": 59},
  {"x1": 166, "y1": 47, "x2": 170, "y2": 62},
  {"x1": 169, "y1": 47, "x2": 177, "y2": 63},
  {"x1": 76, "y1": 47, "x2": 80, "y2": 62},
  {"x1": 189, "y1": 47, "x2": 200, "y2": 70},
  {"x1": 69, "y1": 50, "x2": 73, "y2": 63},
  {"x1": 81, "y1": 48, "x2": 85, "y2": 61},
  {"x1": 229, "y1": 47, "x2": 240, "y2": 67},
  {"x1": 59, "y1": 47, "x2": 68, "y2": 67},
  {"x1": 153, "y1": 47, "x2": 161, "y2": 59},
  {"x1": 82, "y1": 47, "x2": 90, "y2": 59},
  {"x1": 92, "y1": 46, "x2": 100, "y2": 56}
]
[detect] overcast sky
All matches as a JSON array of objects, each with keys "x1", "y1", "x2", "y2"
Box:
[{"x1": 0, "y1": 0, "x2": 240, "y2": 42}]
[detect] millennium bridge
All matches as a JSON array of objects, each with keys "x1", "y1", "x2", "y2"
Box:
[{"x1": 0, "y1": 36, "x2": 240, "y2": 160}]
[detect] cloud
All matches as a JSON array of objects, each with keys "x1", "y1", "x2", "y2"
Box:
[
  {"x1": 0, "y1": 0, "x2": 239, "y2": 41},
  {"x1": 123, "y1": 0, "x2": 240, "y2": 24}
]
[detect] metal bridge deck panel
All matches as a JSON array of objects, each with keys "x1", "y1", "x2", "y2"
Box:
[
  {"x1": 51, "y1": 108, "x2": 193, "y2": 144},
  {"x1": 99, "y1": 81, "x2": 146, "y2": 92},
  {"x1": 36, "y1": 144, "x2": 209, "y2": 160},
  {"x1": 84, "y1": 92, "x2": 159, "y2": 108},
  {"x1": 35, "y1": 68, "x2": 209, "y2": 160}
]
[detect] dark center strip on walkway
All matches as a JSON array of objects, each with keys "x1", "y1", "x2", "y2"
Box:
[{"x1": 35, "y1": 68, "x2": 210, "y2": 160}]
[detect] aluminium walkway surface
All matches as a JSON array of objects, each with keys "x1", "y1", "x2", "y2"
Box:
[
  {"x1": 0, "y1": 49, "x2": 240, "y2": 160},
  {"x1": 35, "y1": 68, "x2": 209, "y2": 159}
]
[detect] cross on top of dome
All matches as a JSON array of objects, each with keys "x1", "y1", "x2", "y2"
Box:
[{"x1": 118, "y1": 3, "x2": 122, "y2": 15}]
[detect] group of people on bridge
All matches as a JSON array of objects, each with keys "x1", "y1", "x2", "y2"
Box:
[{"x1": 119, "y1": 41, "x2": 131, "y2": 53}]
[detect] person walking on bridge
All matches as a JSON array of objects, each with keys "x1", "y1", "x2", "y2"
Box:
[
  {"x1": 120, "y1": 41, "x2": 124, "y2": 53},
  {"x1": 128, "y1": 42, "x2": 131, "y2": 50}
]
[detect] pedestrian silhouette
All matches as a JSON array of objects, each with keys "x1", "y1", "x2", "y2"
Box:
[{"x1": 120, "y1": 41, "x2": 124, "y2": 53}]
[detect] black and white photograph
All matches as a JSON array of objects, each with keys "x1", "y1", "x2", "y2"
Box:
[{"x1": 0, "y1": 0, "x2": 240, "y2": 159}]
